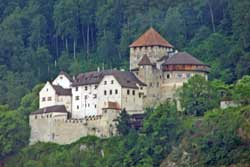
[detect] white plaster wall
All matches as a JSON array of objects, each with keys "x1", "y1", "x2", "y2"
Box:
[
  {"x1": 52, "y1": 74, "x2": 71, "y2": 89},
  {"x1": 55, "y1": 96, "x2": 72, "y2": 113},
  {"x1": 121, "y1": 88, "x2": 144, "y2": 114},
  {"x1": 72, "y1": 84, "x2": 98, "y2": 118},
  {"x1": 39, "y1": 82, "x2": 56, "y2": 108},
  {"x1": 97, "y1": 75, "x2": 122, "y2": 114}
]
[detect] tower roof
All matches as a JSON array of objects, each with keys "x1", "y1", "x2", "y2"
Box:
[
  {"x1": 138, "y1": 55, "x2": 152, "y2": 66},
  {"x1": 129, "y1": 27, "x2": 174, "y2": 48},
  {"x1": 164, "y1": 52, "x2": 207, "y2": 66}
]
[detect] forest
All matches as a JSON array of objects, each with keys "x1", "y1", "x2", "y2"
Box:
[
  {"x1": 0, "y1": 0, "x2": 250, "y2": 166},
  {"x1": 0, "y1": 0, "x2": 249, "y2": 108}
]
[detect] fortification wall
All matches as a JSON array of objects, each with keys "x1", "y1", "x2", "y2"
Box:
[{"x1": 29, "y1": 109, "x2": 119, "y2": 145}]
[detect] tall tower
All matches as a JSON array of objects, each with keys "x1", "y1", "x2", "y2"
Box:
[{"x1": 129, "y1": 27, "x2": 174, "y2": 70}]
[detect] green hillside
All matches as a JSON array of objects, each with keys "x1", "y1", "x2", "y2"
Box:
[{"x1": 0, "y1": 0, "x2": 250, "y2": 166}]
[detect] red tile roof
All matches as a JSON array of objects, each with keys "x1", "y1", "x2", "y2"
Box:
[
  {"x1": 138, "y1": 55, "x2": 152, "y2": 66},
  {"x1": 129, "y1": 27, "x2": 173, "y2": 48}
]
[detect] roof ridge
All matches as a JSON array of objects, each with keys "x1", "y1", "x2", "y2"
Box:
[{"x1": 129, "y1": 27, "x2": 173, "y2": 48}]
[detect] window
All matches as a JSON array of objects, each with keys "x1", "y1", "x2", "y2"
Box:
[
  {"x1": 127, "y1": 89, "x2": 130, "y2": 95},
  {"x1": 75, "y1": 87, "x2": 78, "y2": 91},
  {"x1": 46, "y1": 88, "x2": 48, "y2": 92},
  {"x1": 115, "y1": 89, "x2": 118, "y2": 94},
  {"x1": 88, "y1": 104, "x2": 90, "y2": 107},
  {"x1": 84, "y1": 95, "x2": 88, "y2": 99},
  {"x1": 132, "y1": 90, "x2": 135, "y2": 95},
  {"x1": 186, "y1": 73, "x2": 191, "y2": 78},
  {"x1": 60, "y1": 76, "x2": 63, "y2": 79},
  {"x1": 110, "y1": 90, "x2": 112, "y2": 95},
  {"x1": 75, "y1": 96, "x2": 79, "y2": 100},
  {"x1": 177, "y1": 74, "x2": 182, "y2": 79},
  {"x1": 42, "y1": 97, "x2": 46, "y2": 101},
  {"x1": 104, "y1": 90, "x2": 107, "y2": 95},
  {"x1": 111, "y1": 80, "x2": 114, "y2": 84},
  {"x1": 93, "y1": 94, "x2": 97, "y2": 98},
  {"x1": 167, "y1": 74, "x2": 170, "y2": 79},
  {"x1": 47, "y1": 97, "x2": 52, "y2": 101},
  {"x1": 95, "y1": 104, "x2": 97, "y2": 108},
  {"x1": 85, "y1": 86, "x2": 88, "y2": 90},
  {"x1": 77, "y1": 105, "x2": 79, "y2": 109},
  {"x1": 139, "y1": 93, "x2": 142, "y2": 98},
  {"x1": 149, "y1": 83, "x2": 153, "y2": 87},
  {"x1": 104, "y1": 81, "x2": 107, "y2": 85},
  {"x1": 95, "y1": 85, "x2": 98, "y2": 89}
]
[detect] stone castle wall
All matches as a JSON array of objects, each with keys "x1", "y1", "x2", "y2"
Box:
[
  {"x1": 130, "y1": 46, "x2": 168, "y2": 70},
  {"x1": 29, "y1": 109, "x2": 119, "y2": 145}
]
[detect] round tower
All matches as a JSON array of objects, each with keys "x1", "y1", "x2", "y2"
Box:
[{"x1": 129, "y1": 27, "x2": 174, "y2": 70}]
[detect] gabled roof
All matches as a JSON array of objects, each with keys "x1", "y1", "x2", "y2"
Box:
[
  {"x1": 138, "y1": 55, "x2": 152, "y2": 66},
  {"x1": 72, "y1": 70, "x2": 146, "y2": 89},
  {"x1": 51, "y1": 84, "x2": 72, "y2": 96},
  {"x1": 164, "y1": 52, "x2": 207, "y2": 66},
  {"x1": 31, "y1": 105, "x2": 68, "y2": 115},
  {"x1": 129, "y1": 27, "x2": 173, "y2": 48},
  {"x1": 59, "y1": 71, "x2": 74, "y2": 82}
]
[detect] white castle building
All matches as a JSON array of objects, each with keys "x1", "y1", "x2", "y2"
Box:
[{"x1": 30, "y1": 28, "x2": 209, "y2": 144}]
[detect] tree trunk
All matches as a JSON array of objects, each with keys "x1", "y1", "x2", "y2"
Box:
[
  {"x1": 208, "y1": 1, "x2": 216, "y2": 33},
  {"x1": 65, "y1": 38, "x2": 68, "y2": 52},
  {"x1": 73, "y1": 39, "x2": 76, "y2": 59},
  {"x1": 87, "y1": 24, "x2": 90, "y2": 58}
]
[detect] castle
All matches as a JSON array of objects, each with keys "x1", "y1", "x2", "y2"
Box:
[{"x1": 29, "y1": 28, "x2": 209, "y2": 144}]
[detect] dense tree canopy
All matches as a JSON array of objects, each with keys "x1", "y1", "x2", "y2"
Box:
[
  {"x1": 0, "y1": 0, "x2": 250, "y2": 108},
  {"x1": 178, "y1": 75, "x2": 219, "y2": 116}
]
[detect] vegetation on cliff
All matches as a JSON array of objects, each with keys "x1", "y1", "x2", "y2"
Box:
[{"x1": 2, "y1": 75, "x2": 250, "y2": 166}]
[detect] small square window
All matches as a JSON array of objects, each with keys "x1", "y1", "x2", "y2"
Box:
[
  {"x1": 60, "y1": 76, "x2": 63, "y2": 79},
  {"x1": 42, "y1": 97, "x2": 46, "y2": 101},
  {"x1": 47, "y1": 97, "x2": 52, "y2": 101},
  {"x1": 75, "y1": 96, "x2": 79, "y2": 100}
]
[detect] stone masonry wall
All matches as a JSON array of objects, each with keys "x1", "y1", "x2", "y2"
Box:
[{"x1": 29, "y1": 109, "x2": 119, "y2": 145}]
